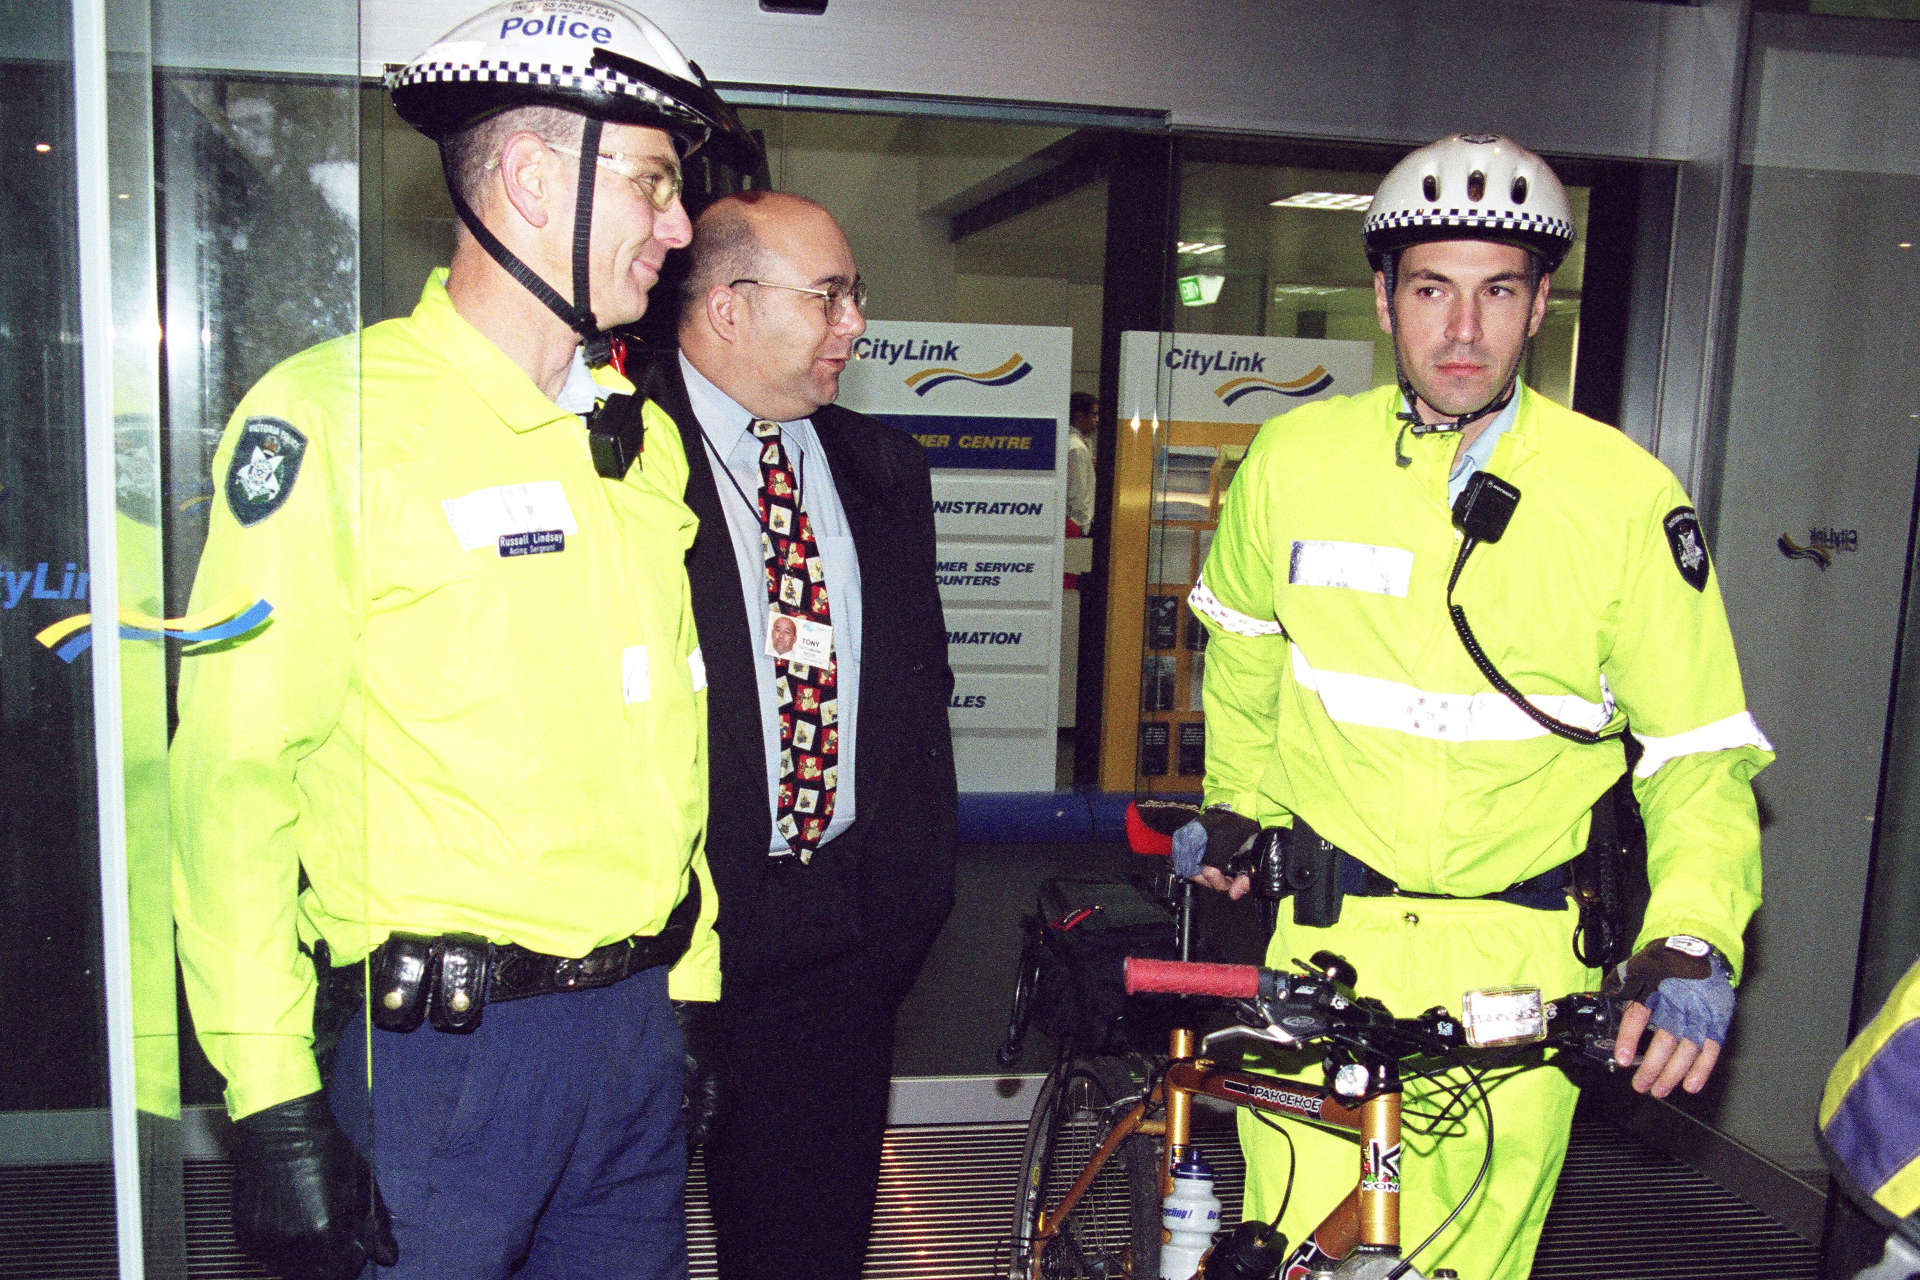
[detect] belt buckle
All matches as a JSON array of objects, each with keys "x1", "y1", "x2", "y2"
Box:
[{"x1": 553, "y1": 956, "x2": 583, "y2": 990}]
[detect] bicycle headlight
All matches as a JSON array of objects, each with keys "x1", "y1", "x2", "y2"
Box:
[{"x1": 1460, "y1": 986, "x2": 1546, "y2": 1048}]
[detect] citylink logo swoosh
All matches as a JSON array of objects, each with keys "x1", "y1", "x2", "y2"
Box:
[
  {"x1": 904, "y1": 354, "x2": 1033, "y2": 396},
  {"x1": 1216, "y1": 366, "x2": 1335, "y2": 406},
  {"x1": 36, "y1": 596, "x2": 273, "y2": 663},
  {"x1": 1777, "y1": 534, "x2": 1832, "y2": 570}
]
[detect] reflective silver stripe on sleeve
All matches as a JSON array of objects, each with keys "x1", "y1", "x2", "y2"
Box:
[
  {"x1": 1189, "y1": 574, "x2": 1283, "y2": 637},
  {"x1": 1634, "y1": 712, "x2": 1774, "y2": 777},
  {"x1": 1289, "y1": 645, "x2": 1613, "y2": 742}
]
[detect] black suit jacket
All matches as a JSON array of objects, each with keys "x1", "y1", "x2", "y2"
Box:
[{"x1": 644, "y1": 356, "x2": 958, "y2": 1005}]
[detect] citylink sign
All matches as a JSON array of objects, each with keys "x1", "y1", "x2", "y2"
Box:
[
  {"x1": 837, "y1": 321, "x2": 1072, "y2": 791},
  {"x1": 1778, "y1": 526, "x2": 1860, "y2": 571},
  {"x1": 3, "y1": 554, "x2": 272, "y2": 663},
  {"x1": 1122, "y1": 332, "x2": 1374, "y2": 427}
]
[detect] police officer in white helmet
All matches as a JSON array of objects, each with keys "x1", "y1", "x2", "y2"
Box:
[
  {"x1": 1178, "y1": 134, "x2": 1770, "y2": 1279},
  {"x1": 170, "y1": 5, "x2": 759, "y2": 1278}
]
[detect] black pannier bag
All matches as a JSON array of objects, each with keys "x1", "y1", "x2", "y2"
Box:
[{"x1": 998, "y1": 874, "x2": 1180, "y2": 1064}]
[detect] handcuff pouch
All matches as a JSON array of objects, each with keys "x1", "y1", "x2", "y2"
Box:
[
  {"x1": 368, "y1": 933, "x2": 434, "y2": 1033},
  {"x1": 428, "y1": 933, "x2": 490, "y2": 1033}
]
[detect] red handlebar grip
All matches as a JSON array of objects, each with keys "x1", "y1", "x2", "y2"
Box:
[{"x1": 1124, "y1": 957, "x2": 1260, "y2": 998}]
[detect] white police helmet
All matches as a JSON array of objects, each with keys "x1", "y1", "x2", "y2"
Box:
[
  {"x1": 1362, "y1": 133, "x2": 1574, "y2": 273},
  {"x1": 390, "y1": 0, "x2": 758, "y2": 169}
]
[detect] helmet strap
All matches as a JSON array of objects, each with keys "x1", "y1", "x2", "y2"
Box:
[
  {"x1": 437, "y1": 125, "x2": 614, "y2": 367},
  {"x1": 569, "y1": 116, "x2": 609, "y2": 364}
]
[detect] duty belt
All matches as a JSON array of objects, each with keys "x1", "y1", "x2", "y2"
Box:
[
  {"x1": 1339, "y1": 852, "x2": 1571, "y2": 911},
  {"x1": 1273, "y1": 819, "x2": 1571, "y2": 929},
  {"x1": 348, "y1": 878, "x2": 701, "y2": 1034}
]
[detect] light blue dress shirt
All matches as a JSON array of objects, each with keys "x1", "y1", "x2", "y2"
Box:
[{"x1": 679, "y1": 353, "x2": 862, "y2": 854}]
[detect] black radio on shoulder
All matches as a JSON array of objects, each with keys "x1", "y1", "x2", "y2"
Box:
[
  {"x1": 588, "y1": 392, "x2": 647, "y2": 479},
  {"x1": 1452, "y1": 470, "x2": 1521, "y2": 543}
]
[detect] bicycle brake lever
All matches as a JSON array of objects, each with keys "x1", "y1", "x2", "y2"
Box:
[{"x1": 1201, "y1": 1016, "x2": 1302, "y2": 1056}]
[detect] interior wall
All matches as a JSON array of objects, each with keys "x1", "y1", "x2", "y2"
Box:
[
  {"x1": 1704, "y1": 31, "x2": 1920, "y2": 1175},
  {"x1": 346, "y1": 0, "x2": 1715, "y2": 162}
]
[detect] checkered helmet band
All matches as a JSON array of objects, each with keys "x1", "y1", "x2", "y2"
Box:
[{"x1": 1363, "y1": 133, "x2": 1575, "y2": 270}]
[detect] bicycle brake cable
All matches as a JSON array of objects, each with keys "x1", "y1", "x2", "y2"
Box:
[
  {"x1": 1387, "y1": 1047, "x2": 1496, "y2": 1280},
  {"x1": 1246, "y1": 1104, "x2": 1298, "y2": 1229}
]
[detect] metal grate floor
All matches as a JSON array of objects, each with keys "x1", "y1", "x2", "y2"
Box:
[{"x1": 0, "y1": 1112, "x2": 1820, "y2": 1279}]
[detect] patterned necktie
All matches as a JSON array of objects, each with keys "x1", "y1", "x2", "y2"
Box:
[{"x1": 753, "y1": 418, "x2": 837, "y2": 862}]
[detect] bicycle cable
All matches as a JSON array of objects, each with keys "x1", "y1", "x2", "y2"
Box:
[
  {"x1": 1245, "y1": 1100, "x2": 1299, "y2": 1231},
  {"x1": 1386, "y1": 1044, "x2": 1496, "y2": 1280}
]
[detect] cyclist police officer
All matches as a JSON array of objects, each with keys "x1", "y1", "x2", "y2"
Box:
[
  {"x1": 1178, "y1": 134, "x2": 1771, "y2": 1280},
  {"x1": 171, "y1": 4, "x2": 758, "y2": 1278}
]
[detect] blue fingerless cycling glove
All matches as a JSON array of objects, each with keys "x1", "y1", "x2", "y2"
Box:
[{"x1": 1605, "y1": 935, "x2": 1736, "y2": 1046}]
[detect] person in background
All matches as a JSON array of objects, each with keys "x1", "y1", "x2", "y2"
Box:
[
  {"x1": 170, "y1": 5, "x2": 758, "y2": 1277},
  {"x1": 644, "y1": 189, "x2": 958, "y2": 1280},
  {"x1": 1819, "y1": 956, "x2": 1920, "y2": 1280},
  {"x1": 1066, "y1": 389, "x2": 1098, "y2": 536}
]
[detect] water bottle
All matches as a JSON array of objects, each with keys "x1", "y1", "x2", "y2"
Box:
[{"x1": 1159, "y1": 1147, "x2": 1222, "y2": 1280}]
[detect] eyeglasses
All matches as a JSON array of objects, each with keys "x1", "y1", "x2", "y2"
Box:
[
  {"x1": 543, "y1": 141, "x2": 685, "y2": 212},
  {"x1": 729, "y1": 276, "x2": 868, "y2": 323}
]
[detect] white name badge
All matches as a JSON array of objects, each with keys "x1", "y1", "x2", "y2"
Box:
[
  {"x1": 442, "y1": 481, "x2": 578, "y2": 552},
  {"x1": 1288, "y1": 540, "x2": 1414, "y2": 597},
  {"x1": 765, "y1": 609, "x2": 833, "y2": 666}
]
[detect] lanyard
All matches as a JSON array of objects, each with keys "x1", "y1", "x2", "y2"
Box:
[{"x1": 698, "y1": 422, "x2": 809, "y2": 539}]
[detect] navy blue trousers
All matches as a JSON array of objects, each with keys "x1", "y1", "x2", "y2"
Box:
[{"x1": 328, "y1": 965, "x2": 687, "y2": 1280}]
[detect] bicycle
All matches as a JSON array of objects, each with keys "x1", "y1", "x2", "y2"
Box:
[{"x1": 1001, "y1": 805, "x2": 1625, "y2": 1280}]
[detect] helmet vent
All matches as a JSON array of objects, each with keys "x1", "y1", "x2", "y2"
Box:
[
  {"x1": 1467, "y1": 170, "x2": 1486, "y2": 202},
  {"x1": 1512, "y1": 175, "x2": 1529, "y2": 204},
  {"x1": 1422, "y1": 174, "x2": 1439, "y2": 202}
]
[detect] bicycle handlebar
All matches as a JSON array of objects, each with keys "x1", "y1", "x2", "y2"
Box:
[{"x1": 1123, "y1": 956, "x2": 1624, "y2": 1065}]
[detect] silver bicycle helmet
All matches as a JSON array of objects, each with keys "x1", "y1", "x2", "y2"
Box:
[{"x1": 1363, "y1": 133, "x2": 1574, "y2": 273}]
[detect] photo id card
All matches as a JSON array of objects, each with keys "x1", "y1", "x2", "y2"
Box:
[{"x1": 764, "y1": 608, "x2": 833, "y2": 665}]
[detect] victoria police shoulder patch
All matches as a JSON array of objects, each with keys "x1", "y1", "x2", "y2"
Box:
[
  {"x1": 224, "y1": 417, "x2": 307, "y2": 526},
  {"x1": 1663, "y1": 506, "x2": 1710, "y2": 592}
]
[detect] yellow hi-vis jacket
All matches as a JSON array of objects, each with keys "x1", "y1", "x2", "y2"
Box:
[
  {"x1": 171, "y1": 272, "x2": 717, "y2": 1120},
  {"x1": 1821, "y1": 957, "x2": 1920, "y2": 1232},
  {"x1": 1190, "y1": 382, "x2": 1770, "y2": 976}
]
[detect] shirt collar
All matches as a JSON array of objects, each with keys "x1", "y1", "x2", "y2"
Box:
[{"x1": 1452, "y1": 386, "x2": 1522, "y2": 479}]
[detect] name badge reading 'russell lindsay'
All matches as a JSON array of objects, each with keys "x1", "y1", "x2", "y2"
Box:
[{"x1": 498, "y1": 530, "x2": 566, "y2": 557}]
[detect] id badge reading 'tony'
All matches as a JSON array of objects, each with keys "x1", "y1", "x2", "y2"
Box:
[{"x1": 765, "y1": 608, "x2": 832, "y2": 666}]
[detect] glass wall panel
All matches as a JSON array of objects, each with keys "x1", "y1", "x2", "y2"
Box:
[
  {"x1": 156, "y1": 70, "x2": 365, "y2": 1129},
  {"x1": 2, "y1": 0, "x2": 182, "y2": 1271},
  {"x1": 15, "y1": 2, "x2": 376, "y2": 1277},
  {"x1": 1703, "y1": 13, "x2": 1920, "y2": 1270}
]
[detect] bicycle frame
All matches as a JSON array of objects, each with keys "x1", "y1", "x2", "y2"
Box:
[{"x1": 1028, "y1": 1022, "x2": 1406, "y2": 1278}]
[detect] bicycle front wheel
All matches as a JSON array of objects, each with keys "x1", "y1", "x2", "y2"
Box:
[{"x1": 1010, "y1": 1054, "x2": 1161, "y2": 1280}]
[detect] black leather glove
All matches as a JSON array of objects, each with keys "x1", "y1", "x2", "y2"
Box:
[
  {"x1": 672, "y1": 1000, "x2": 726, "y2": 1148},
  {"x1": 229, "y1": 1092, "x2": 398, "y2": 1280}
]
